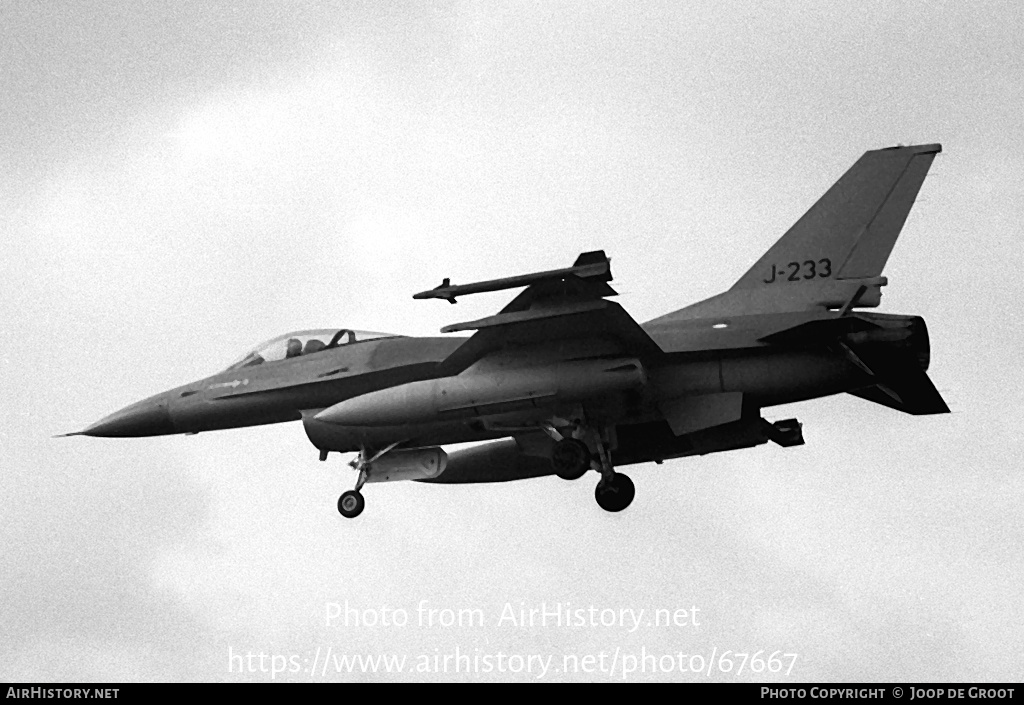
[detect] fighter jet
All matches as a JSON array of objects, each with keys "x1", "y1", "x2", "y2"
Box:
[{"x1": 63, "y1": 143, "x2": 949, "y2": 518}]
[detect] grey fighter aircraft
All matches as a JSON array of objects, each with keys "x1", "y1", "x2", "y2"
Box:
[{"x1": 63, "y1": 143, "x2": 949, "y2": 518}]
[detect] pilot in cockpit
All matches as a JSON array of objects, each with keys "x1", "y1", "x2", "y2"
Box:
[
  {"x1": 303, "y1": 338, "x2": 326, "y2": 354},
  {"x1": 224, "y1": 329, "x2": 397, "y2": 373}
]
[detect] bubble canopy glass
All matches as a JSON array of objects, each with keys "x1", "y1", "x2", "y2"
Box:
[{"x1": 225, "y1": 329, "x2": 399, "y2": 371}]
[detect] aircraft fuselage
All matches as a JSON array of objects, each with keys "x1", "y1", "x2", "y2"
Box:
[
  {"x1": 80, "y1": 312, "x2": 932, "y2": 462},
  {"x1": 66, "y1": 143, "x2": 949, "y2": 516}
]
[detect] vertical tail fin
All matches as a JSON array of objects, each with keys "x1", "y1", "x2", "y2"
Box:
[
  {"x1": 652, "y1": 143, "x2": 941, "y2": 322},
  {"x1": 732, "y1": 143, "x2": 941, "y2": 290}
]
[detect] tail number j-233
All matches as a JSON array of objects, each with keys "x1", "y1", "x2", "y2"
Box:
[{"x1": 763, "y1": 258, "x2": 832, "y2": 284}]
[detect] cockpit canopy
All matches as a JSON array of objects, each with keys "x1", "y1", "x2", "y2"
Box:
[{"x1": 225, "y1": 329, "x2": 398, "y2": 371}]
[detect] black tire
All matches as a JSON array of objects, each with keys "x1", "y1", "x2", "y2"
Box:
[
  {"x1": 551, "y1": 438, "x2": 591, "y2": 480},
  {"x1": 594, "y1": 473, "x2": 635, "y2": 512},
  {"x1": 338, "y1": 490, "x2": 365, "y2": 518}
]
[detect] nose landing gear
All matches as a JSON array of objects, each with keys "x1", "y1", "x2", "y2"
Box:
[
  {"x1": 338, "y1": 490, "x2": 365, "y2": 518},
  {"x1": 335, "y1": 442, "x2": 399, "y2": 519}
]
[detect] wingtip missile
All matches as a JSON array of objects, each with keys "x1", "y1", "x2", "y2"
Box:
[
  {"x1": 413, "y1": 277, "x2": 457, "y2": 303},
  {"x1": 413, "y1": 251, "x2": 613, "y2": 303}
]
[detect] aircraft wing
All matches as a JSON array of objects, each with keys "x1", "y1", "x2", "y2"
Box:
[{"x1": 415, "y1": 251, "x2": 665, "y2": 375}]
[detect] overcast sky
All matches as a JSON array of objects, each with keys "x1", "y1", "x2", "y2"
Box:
[{"x1": 2, "y1": 0, "x2": 1022, "y2": 682}]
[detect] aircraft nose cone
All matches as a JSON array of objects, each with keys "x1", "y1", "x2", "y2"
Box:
[{"x1": 80, "y1": 394, "x2": 175, "y2": 437}]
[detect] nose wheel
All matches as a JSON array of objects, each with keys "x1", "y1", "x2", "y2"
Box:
[{"x1": 338, "y1": 490, "x2": 365, "y2": 518}]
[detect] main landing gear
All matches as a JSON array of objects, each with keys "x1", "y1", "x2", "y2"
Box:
[
  {"x1": 335, "y1": 443, "x2": 399, "y2": 519},
  {"x1": 594, "y1": 472, "x2": 635, "y2": 513},
  {"x1": 551, "y1": 438, "x2": 591, "y2": 480},
  {"x1": 546, "y1": 422, "x2": 635, "y2": 513}
]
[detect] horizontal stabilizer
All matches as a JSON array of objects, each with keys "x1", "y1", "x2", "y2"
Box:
[{"x1": 849, "y1": 368, "x2": 949, "y2": 415}]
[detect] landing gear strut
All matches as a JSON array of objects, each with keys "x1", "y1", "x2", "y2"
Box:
[
  {"x1": 336, "y1": 442, "x2": 398, "y2": 519},
  {"x1": 590, "y1": 433, "x2": 634, "y2": 513}
]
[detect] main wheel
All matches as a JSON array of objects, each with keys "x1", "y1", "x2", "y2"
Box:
[
  {"x1": 594, "y1": 473, "x2": 635, "y2": 512},
  {"x1": 338, "y1": 490, "x2": 365, "y2": 518},
  {"x1": 551, "y1": 438, "x2": 591, "y2": 480}
]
